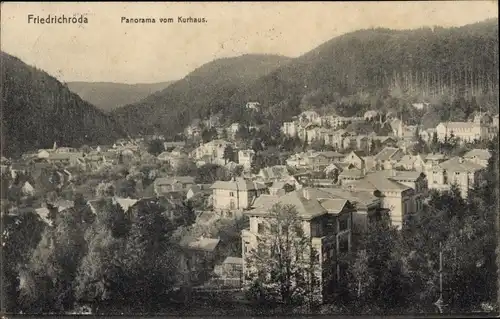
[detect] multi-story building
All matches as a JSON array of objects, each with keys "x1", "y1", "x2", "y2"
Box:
[
  {"x1": 282, "y1": 121, "x2": 299, "y2": 137},
  {"x1": 210, "y1": 177, "x2": 268, "y2": 212},
  {"x1": 463, "y1": 149, "x2": 491, "y2": 167},
  {"x1": 238, "y1": 149, "x2": 255, "y2": 171},
  {"x1": 426, "y1": 156, "x2": 485, "y2": 198},
  {"x1": 190, "y1": 139, "x2": 233, "y2": 166},
  {"x1": 435, "y1": 113, "x2": 495, "y2": 142},
  {"x1": 241, "y1": 187, "x2": 384, "y2": 301},
  {"x1": 343, "y1": 169, "x2": 427, "y2": 228}
]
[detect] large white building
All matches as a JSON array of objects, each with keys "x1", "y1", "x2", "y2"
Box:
[{"x1": 436, "y1": 113, "x2": 496, "y2": 142}]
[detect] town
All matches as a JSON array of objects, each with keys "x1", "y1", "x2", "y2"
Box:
[
  {"x1": 2, "y1": 3, "x2": 499, "y2": 316},
  {"x1": 2, "y1": 102, "x2": 498, "y2": 314}
]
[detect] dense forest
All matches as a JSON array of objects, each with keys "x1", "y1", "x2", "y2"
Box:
[
  {"x1": 232, "y1": 20, "x2": 499, "y2": 115},
  {"x1": 1, "y1": 52, "x2": 127, "y2": 157},
  {"x1": 67, "y1": 81, "x2": 174, "y2": 112},
  {"x1": 112, "y1": 54, "x2": 292, "y2": 136},
  {"x1": 113, "y1": 19, "x2": 498, "y2": 136}
]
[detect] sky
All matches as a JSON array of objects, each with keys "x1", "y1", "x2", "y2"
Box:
[{"x1": 1, "y1": 1, "x2": 498, "y2": 84}]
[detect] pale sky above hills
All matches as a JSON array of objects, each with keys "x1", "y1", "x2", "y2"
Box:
[{"x1": 1, "y1": 2, "x2": 497, "y2": 84}]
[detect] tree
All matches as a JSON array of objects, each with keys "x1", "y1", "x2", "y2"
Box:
[
  {"x1": 201, "y1": 128, "x2": 217, "y2": 143},
  {"x1": 245, "y1": 204, "x2": 321, "y2": 312},
  {"x1": 342, "y1": 211, "x2": 411, "y2": 314},
  {"x1": 147, "y1": 139, "x2": 165, "y2": 156},
  {"x1": 2, "y1": 211, "x2": 46, "y2": 313},
  {"x1": 251, "y1": 138, "x2": 264, "y2": 153},
  {"x1": 223, "y1": 145, "x2": 235, "y2": 164}
]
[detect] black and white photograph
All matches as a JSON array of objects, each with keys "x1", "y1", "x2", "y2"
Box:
[{"x1": 0, "y1": 1, "x2": 499, "y2": 317}]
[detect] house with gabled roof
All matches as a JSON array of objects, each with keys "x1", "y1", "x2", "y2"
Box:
[
  {"x1": 241, "y1": 187, "x2": 384, "y2": 301},
  {"x1": 154, "y1": 176, "x2": 195, "y2": 196},
  {"x1": 210, "y1": 177, "x2": 268, "y2": 212},
  {"x1": 463, "y1": 149, "x2": 491, "y2": 167},
  {"x1": 374, "y1": 147, "x2": 405, "y2": 170},
  {"x1": 344, "y1": 169, "x2": 422, "y2": 228},
  {"x1": 427, "y1": 156, "x2": 485, "y2": 198},
  {"x1": 342, "y1": 151, "x2": 366, "y2": 170}
]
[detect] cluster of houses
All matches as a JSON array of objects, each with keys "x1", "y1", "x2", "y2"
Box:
[
  {"x1": 2, "y1": 103, "x2": 498, "y2": 304},
  {"x1": 282, "y1": 110, "x2": 499, "y2": 152}
]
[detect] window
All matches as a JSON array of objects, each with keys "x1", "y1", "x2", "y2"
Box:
[
  {"x1": 339, "y1": 217, "x2": 348, "y2": 231},
  {"x1": 229, "y1": 192, "x2": 234, "y2": 197},
  {"x1": 339, "y1": 239, "x2": 349, "y2": 253},
  {"x1": 455, "y1": 172, "x2": 460, "y2": 175}
]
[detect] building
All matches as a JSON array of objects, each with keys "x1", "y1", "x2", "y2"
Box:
[
  {"x1": 463, "y1": 149, "x2": 491, "y2": 167},
  {"x1": 363, "y1": 110, "x2": 379, "y2": 121},
  {"x1": 47, "y1": 152, "x2": 84, "y2": 167},
  {"x1": 396, "y1": 154, "x2": 427, "y2": 172},
  {"x1": 213, "y1": 256, "x2": 244, "y2": 287},
  {"x1": 298, "y1": 110, "x2": 321, "y2": 125},
  {"x1": 190, "y1": 140, "x2": 233, "y2": 166},
  {"x1": 435, "y1": 113, "x2": 495, "y2": 143},
  {"x1": 229, "y1": 123, "x2": 240, "y2": 137},
  {"x1": 344, "y1": 169, "x2": 426, "y2": 228},
  {"x1": 210, "y1": 177, "x2": 268, "y2": 212},
  {"x1": 157, "y1": 151, "x2": 188, "y2": 169},
  {"x1": 180, "y1": 236, "x2": 221, "y2": 284},
  {"x1": 342, "y1": 151, "x2": 366, "y2": 170},
  {"x1": 241, "y1": 187, "x2": 384, "y2": 300},
  {"x1": 427, "y1": 157, "x2": 485, "y2": 198},
  {"x1": 282, "y1": 121, "x2": 299, "y2": 137},
  {"x1": 245, "y1": 102, "x2": 261, "y2": 111},
  {"x1": 238, "y1": 149, "x2": 255, "y2": 171},
  {"x1": 373, "y1": 147, "x2": 405, "y2": 170},
  {"x1": 153, "y1": 176, "x2": 195, "y2": 196}
]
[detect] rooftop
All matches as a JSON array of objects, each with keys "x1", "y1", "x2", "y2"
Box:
[{"x1": 211, "y1": 178, "x2": 267, "y2": 191}]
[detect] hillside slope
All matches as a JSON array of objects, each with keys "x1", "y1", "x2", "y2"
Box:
[
  {"x1": 67, "y1": 81, "x2": 174, "y2": 112},
  {"x1": 230, "y1": 19, "x2": 498, "y2": 120},
  {"x1": 112, "y1": 54, "x2": 292, "y2": 136},
  {"x1": 1, "y1": 52, "x2": 126, "y2": 157}
]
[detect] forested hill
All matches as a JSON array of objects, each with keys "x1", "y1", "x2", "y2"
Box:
[
  {"x1": 112, "y1": 54, "x2": 292, "y2": 136},
  {"x1": 1, "y1": 52, "x2": 127, "y2": 157},
  {"x1": 230, "y1": 19, "x2": 498, "y2": 121},
  {"x1": 67, "y1": 81, "x2": 174, "y2": 112}
]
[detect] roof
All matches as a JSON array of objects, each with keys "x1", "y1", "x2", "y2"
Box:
[
  {"x1": 318, "y1": 198, "x2": 349, "y2": 214},
  {"x1": 398, "y1": 155, "x2": 418, "y2": 166},
  {"x1": 463, "y1": 149, "x2": 491, "y2": 161},
  {"x1": 438, "y1": 122, "x2": 476, "y2": 129},
  {"x1": 260, "y1": 166, "x2": 290, "y2": 180},
  {"x1": 49, "y1": 199, "x2": 74, "y2": 211},
  {"x1": 339, "y1": 169, "x2": 365, "y2": 178},
  {"x1": 196, "y1": 211, "x2": 218, "y2": 224},
  {"x1": 317, "y1": 188, "x2": 379, "y2": 208},
  {"x1": 211, "y1": 178, "x2": 267, "y2": 191},
  {"x1": 113, "y1": 197, "x2": 138, "y2": 212},
  {"x1": 48, "y1": 152, "x2": 84, "y2": 160},
  {"x1": 364, "y1": 110, "x2": 379, "y2": 118},
  {"x1": 390, "y1": 119, "x2": 402, "y2": 130},
  {"x1": 439, "y1": 157, "x2": 485, "y2": 172},
  {"x1": 425, "y1": 153, "x2": 447, "y2": 161},
  {"x1": 154, "y1": 176, "x2": 195, "y2": 185},
  {"x1": 374, "y1": 147, "x2": 401, "y2": 162},
  {"x1": 319, "y1": 151, "x2": 344, "y2": 159},
  {"x1": 185, "y1": 237, "x2": 220, "y2": 252},
  {"x1": 350, "y1": 171, "x2": 411, "y2": 192},
  {"x1": 248, "y1": 190, "x2": 326, "y2": 220}
]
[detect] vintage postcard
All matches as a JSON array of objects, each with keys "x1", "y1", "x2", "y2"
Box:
[{"x1": 1, "y1": 1, "x2": 499, "y2": 317}]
